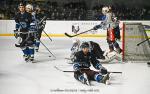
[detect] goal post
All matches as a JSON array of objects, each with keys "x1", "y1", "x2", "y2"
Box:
[{"x1": 122, "y1": 22, "x2": 150, "y2": 62}]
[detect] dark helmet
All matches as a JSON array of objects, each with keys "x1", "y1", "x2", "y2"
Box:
[
  {"x1": 35, "y1": 5, "x2": 41, "y2": 13},
  {"x1": 18, "y1": 2, "x2": 25, "y2": 9},
  {"x1": 81, "y1": 42, "x2": 89, "y2": 49},
  {"x1": 19, "y1": 2, "x2": 25, "y2": 7},
  {"x1": 35, "y1": 5, "x2": 40, "y2": 10}
]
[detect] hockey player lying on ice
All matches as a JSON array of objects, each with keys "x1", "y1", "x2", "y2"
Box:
[{"x1": 73, "y1": 42, "x2": 110, "y2": 85}]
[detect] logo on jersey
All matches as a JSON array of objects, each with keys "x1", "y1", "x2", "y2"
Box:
[{"x1": 20, "y1": 22, "x2": 27, "y2": 28}]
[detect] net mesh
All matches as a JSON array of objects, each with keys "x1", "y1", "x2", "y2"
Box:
[{"x1": 123, "y1": 23, "x2": 150, "y2": 62}]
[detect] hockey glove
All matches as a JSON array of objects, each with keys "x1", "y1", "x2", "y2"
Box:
[
  {"x1": 100, "y1": 67, "x2": 108, "y2": 75},
  {"x1": 73, "y1": 63, "x2": 81, "y2": 71},
  {"x1": 14, "y1": 30, "x2": 19, "y2": 39}
]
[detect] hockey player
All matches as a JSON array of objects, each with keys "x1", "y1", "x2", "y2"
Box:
[
  {"x1": 24, "y1": 3, "x2": 38, "y2": 62},
  {"x1": 34, "y1": 5, "x2": 46, "y2": 52},
  {"x1": 73, "y1": 42, "x2": 109, "y2": 85},
  {"x1": 70, "y1": 39, "x2": 105, "y2": 62},
  {"x1": 89, "y1": 41, "x2": 105, "y2": 59},
  {"x1": 26, "y1": 4, "x2": 46, "y2": 52},
  {"x1": 93, "y1": 6, "x2": 122, "y2": 54},
  {"x1": 14, "y1": 3, "x2": 34, "y2": 62}
]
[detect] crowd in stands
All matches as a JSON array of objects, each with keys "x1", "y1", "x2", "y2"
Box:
[
  {"x1": 93, "y1": 4, "x2": 150, "y2": 20},
  {"x1": 45, "y1": 1, "x2": 87, "y2": 20},
  {"x1": 0, "y1": 0, "x2": 150, "y2": 20}
]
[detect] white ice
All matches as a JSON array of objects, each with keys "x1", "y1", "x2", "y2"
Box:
[{"x1": 0, "y1": 36, "x2": 150, "y2": 94}]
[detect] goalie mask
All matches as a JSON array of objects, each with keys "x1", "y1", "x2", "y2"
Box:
[{"x1": 102, "y1": 7, "x2": 109, "y2": 15}]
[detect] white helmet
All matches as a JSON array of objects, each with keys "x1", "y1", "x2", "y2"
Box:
[
  {"x1": 26, "y1": 4, "x2": 33, "y2": 12},
  {"x1": 102, "y1": 6, "x2": 109, "y2": 15}
]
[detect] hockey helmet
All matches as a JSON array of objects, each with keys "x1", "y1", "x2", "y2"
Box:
[
  {"x1": 19, "y1": 2, "x2": 25, "y2": 7},
  {"x1": 81, "y1": 42, "x2": 89, "y2": 49},
  {"x1": 35, "y1": 5, "x2": 41, "y2": 11},
  {"x1": 26, "y1": 4, "x2": 33, "y2": 12}
]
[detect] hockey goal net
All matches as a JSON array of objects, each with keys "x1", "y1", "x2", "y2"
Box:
[{"x1": 122, "y1": 22, "x2": 150, "y2": 62}]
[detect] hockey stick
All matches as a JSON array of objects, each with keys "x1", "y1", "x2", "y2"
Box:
[
  {"x1": 62, "y1": 71, "x2": 122, "y2": 74},
  {"x1": 16, "y1": 31, "x2": 37, "y2": 47},
  {"x1": 54, "y1": 66, "x2": 122, "y2": 74},
  {"x1": 38, "y1": 16, "x2": 47, "y2": 25},
  {"x1": 64, "y1": 28, "x2": 94, "y2": 38},
  {"x1": 43, "y1": 30, "x2": 52, "y2": 41},
  {"x1": 137, "y1": 38, "x2": 150, "y2": 46},
  {"x1": 40, "y1": 40, "x2": 56, "y2": 58},
  {"x1": 37, "y1": 16, "x2": 52, "y2": 41}
]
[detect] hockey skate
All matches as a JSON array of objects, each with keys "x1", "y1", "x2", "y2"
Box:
[
  {"x1": 23, "y1": 55, "x2": 30, "y2": 62},
  {"x1": 82, "y1": 73, "x2": 90, "y2": 86},
  {"x1": 101, "y1": 73, "x2": 110, "y2": 85},
  {"x1": 29, "y1": 55, "x2": 35, "y2": 63}
]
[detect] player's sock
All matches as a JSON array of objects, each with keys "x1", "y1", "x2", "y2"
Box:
[
  {"x1": 22, "y1": 47, "x2": 29, "y2": 61},
  {"x1": 35, "y1": 41, "x2": 40, "y2": 52},
  {"x1": 28, "y1": 47, "x2": 34, "y2": 61},
  {"x1": 94, "y1": 73, "x2": 103, "y2": 82}
]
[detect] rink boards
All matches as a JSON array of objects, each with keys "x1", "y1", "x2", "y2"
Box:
[{"x1": 0, "y1": 20, "x2": 150, "y2": 37}]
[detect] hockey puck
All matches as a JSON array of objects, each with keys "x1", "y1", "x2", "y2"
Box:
[
  {"x1": 147, "y1": 62, "x2": 150, "y2": 65},
  {"x1": 49, "y1": 56, "x2": 51, "y2": 57}
]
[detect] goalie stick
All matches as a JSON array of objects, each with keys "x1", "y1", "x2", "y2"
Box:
[
  {"x1": 54, "y1": 66, "x2": 122, "y2": 73},
  {"x1": 64, "y1": 28, "x2": 94, "y2": 38}
]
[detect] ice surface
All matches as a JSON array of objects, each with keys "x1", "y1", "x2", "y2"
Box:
[{"x1": 0, "y1": 37, "x2": 150, "y2": 94}]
